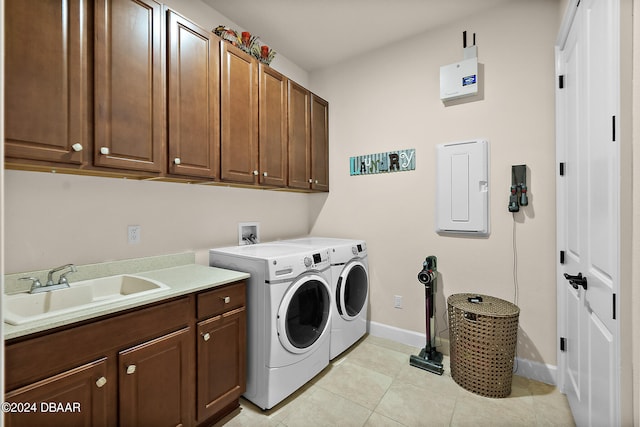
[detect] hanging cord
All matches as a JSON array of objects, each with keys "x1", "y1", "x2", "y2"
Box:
[
  {"x1": 513, "y1": 215, "x2": 519, "y2": 306},
  {"x1": 436, "y1": 307, "x2": 449, "y2": 349},
  {"x1": 512, "y1": 213, "x2": 520, "y2": 373},
  {"x1": 434, "y1": 277, "x2": 449, "y2": 350}
]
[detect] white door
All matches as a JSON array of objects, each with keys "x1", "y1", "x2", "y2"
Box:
[{"x1": 556, "y1": 0, "x2": 620, "y2": 426}]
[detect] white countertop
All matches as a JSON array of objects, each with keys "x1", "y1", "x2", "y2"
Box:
[{"x1": 4, "y1": 264, "x2": 250, "y2": 340}]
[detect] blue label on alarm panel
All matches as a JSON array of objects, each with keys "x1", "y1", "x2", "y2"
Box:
[{"x1": 462, "y1": 75, "x2": 477, "y2": 86}]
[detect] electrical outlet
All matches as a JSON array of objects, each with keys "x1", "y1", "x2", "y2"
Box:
[
  {"x1": 394, "y1": 295, "x2": 403, "y2": 309},
  {"x1": 128, "y1": 225, "x2": 141, "y2": 244}
]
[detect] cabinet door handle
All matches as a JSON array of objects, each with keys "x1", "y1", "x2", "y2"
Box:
[
  {"x1": 174, "y1": 157, "x2": 181, "y2": 165},
  {"x1": 95, "y1": 377, "x2": 107, "y2": 388},
  {"x1": 126, "y1": 365, "x2": 136, "y2": 375},
  {"x1": 253, "y1": 170, "x2": 259, "y2": 176},
  {"x1": 263, "y1": 171, "x2": 268, "y2": 177},
  {"x1": 202, "y1": 332, "x2": 211, "y2": 342},
  {"x1": 72, "y1": 143, "x2": 83, "y2": 152},
  {"x1": 222, "y1": 296, "x2": 230, "y2": 304},
  {"x1": 100, "y1": 147, "x2": 110, "y2": 155},
  {"x1": 314, "y1": 179, "x2": 319, "y2": 184},
  {"x1": 308, "y1": 178, "x2": 313, "y2": 183}
]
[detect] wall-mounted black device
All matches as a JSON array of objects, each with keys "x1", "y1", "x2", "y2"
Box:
[{"x1": 508, "y1": 164, "x2": 528, "y2": 212}]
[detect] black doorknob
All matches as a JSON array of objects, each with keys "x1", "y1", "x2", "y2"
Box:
[{"x1": 564, "y1": 272, "x2": 588, "y2": 290}]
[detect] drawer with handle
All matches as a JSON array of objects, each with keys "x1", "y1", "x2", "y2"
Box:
[{"x1": 197, "y1": 281, "x2": 246, "y2": 319}]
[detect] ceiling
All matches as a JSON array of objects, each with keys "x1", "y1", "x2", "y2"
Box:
[{"x1": 204, "y1": 0, "x2": 521, "y2": 72}]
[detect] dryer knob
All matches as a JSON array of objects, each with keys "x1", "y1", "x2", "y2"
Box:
[
  {"x1": 352, "y1": 246, "x2": 358, "y2": 255},
  {"x1": 304, "y1": 257, "x2": 312, "y2": 268}
]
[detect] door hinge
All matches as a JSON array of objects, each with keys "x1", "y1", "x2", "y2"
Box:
[
  {"x1": 560, "y1": 250, "x2": 565, "y2": 264},
  {"x1": 613, "y1": 294, "x2": 616, "y2": 320},
  {"x1": 558, "y1": 75, "x2": 565, "y2": 89},
  {"x1": 559, "y1": 162, "x2": 565, "y2": 176},
  {"x1": 560, "y1": 337, "x2": 567, "y2": 352},
  {"x1": 612, "y1": 116, "x2": 616, "y2": 142}
]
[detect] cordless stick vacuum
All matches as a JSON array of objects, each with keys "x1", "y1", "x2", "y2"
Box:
[{"x1": 409, "y1": 256, "x2": 444, "y2": 375}]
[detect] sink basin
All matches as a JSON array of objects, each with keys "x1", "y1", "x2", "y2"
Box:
[{"x1": 4, "y1": 275, "x2": 170, "y2": 325}]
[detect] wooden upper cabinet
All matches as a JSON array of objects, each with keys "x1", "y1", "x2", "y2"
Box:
[
  {"x1": 259, "y1": 65, "x2": 288, "y2": 187},
  {"x1": 4, "y1": 0, "x2": 89, "y2": 165},
  {"x1": 287, "y1": 81, "x2": 311, "y2": 190},
  {"x1": 94, "y1": 0, "x2": 165, "y2": 173},
  {"x1": 167, "y1": 11, "x2": 220, "y2": 179},
  {"x1": 220, "y1": 42, "x2": 259, "y2": 184},
  {"x1": 311, "y1": 94, "x2": 329, "y2": 191}
]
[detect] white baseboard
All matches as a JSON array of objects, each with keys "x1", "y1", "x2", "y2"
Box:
[
  {"x1": 513, "y1": 357, "x2": 557, "y2": 386},
  {"x1": 367, "y1": 320, "x2": 427, "y2": 349},
  {"x1": 367, "y1": 321, "x2": 557, "y2": 386}
]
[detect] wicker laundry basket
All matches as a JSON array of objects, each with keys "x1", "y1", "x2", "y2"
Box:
[{"x1": 447, "y1": 293, "x2": 520, "y2": 398}]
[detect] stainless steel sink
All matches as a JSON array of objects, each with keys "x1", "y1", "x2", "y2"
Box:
[{"x1": 4, "y1": 275, "x2": 170, "y2": 325}]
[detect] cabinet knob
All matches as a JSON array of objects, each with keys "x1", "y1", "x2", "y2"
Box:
[
  {"x1": 95, "y1": 377, "x2": 107, "y2": 388},
  {"x1": 263, "y1": 172, "x2": 268, "y2": 177},
  {"x1": 202, "y1": 332, "x2": 211, "y2": 342},
  {"x1": 222, "y1": 296, "x2": 231, "y2": 304},
  {"x1": 253, "y1": 170, "x2": 259, "y2": 176},
  {"x1": 174, "y1": 158, "x2": 181, "y2": 165},
  {"x1": 308, "y1": 178, "x2": 313, "y2": 183},
  {"x1": 100, "y1": 147, "x2": 110, "y2": 155},
  {"x1": 315, "y1": 179, "x2": 319, "y2": 184},
  {"x1": 71, "y1": 143, "x2": 83, "y2": 152},
  {"x1": 126, "y1": 365, "x2": 136, "y2": 375}
]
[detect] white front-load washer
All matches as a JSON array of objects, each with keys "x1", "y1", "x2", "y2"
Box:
[
  {"x1": 209, "y1": 243, "x2": 332, "y2": 410},
  {"x1": 277, "y1": 237, "x2": 369, "y2": 359}
]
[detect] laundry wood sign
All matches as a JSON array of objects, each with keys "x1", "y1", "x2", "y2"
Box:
[{"x1": 350, "y1": 148, "x2": 416, "y2": 176}]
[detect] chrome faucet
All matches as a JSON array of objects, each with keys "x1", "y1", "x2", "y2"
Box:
[
  {"x1": 47, "y1": 264, "x2": 77, "y2": 286},
  {"x1": 19, "y1": 264, "x2": 77, "y2": 294}
]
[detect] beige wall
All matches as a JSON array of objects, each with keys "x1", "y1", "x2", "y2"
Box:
[
  {"x1": 309, "y1": 0, "x2": 560, "y2": 365},
  {"x1": 4, "y1": 171, "x2": 312, "y2": 272}
]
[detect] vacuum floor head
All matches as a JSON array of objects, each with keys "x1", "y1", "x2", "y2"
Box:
[{"x1": 409, "y1": 348, "x2": 444, "y2": 375}]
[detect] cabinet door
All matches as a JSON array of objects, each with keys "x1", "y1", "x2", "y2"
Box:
[
  {"x1": 259, "y1": 65, "x2": 288, "y2": 187},
  {"x1": 5, "y1": 359, "x2": 110, "y2": 427},
  {"x1": 287, "y1": 81, "x2": 311, "y2": 189},
  {"x1": 94, "y1": 0, "x2": 165, "y2": 173},
  {"x1": 311, "y1": 94, "x2": 329, "y2": 192},
  {"x1": 197, "y1": 308, "x2": 246, "y2": 423},
  {"x1": 167, "y1": 11, "x2": 220, "y2": 179},
  {"x1": 119, "y1": 328, "x2": 191, "y2": 427},
  {"x1": 220, "y1": 42, "x2": 259, "y2": 184},
  {"x1": 4, "y1": 0, "x2": 88, "y2": 165}
]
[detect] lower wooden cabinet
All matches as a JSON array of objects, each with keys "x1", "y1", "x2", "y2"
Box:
[
  {"x1": 4, "y1": 281, "x2": 247, "y2": 427},
  {"x1": 119, "y1": 328, "x2": 191, "y2": 427},
  {"x1": 197, "y1": 307, "x2": 246, "y2": 422},
  {"x1": 4, "y1": 359, "x2": 109, "y2": 427}
]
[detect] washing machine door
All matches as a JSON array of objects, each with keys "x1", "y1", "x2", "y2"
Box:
[
  {"x1": 336, "y1": 260, "x2": 369, "y2": 320},
  {"x1": 277, "y1": 274, "x2": 331, "y2": 354}
]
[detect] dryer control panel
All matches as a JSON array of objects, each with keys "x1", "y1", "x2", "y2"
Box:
[{"x1": 267, "y1": 249, "x2": 330, "y2": 281}]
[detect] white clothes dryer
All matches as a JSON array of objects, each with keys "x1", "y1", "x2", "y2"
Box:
[
  {"x1": 278, "y1": 237, "x2": 369, "y2": 359},
  {"x1": 209, "y1": 243, "x2": 332, "y2": 410}
]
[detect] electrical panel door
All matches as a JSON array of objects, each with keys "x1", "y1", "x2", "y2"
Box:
[{"x1": 435, "y1": 139, "x2": 489, "y2": 236}]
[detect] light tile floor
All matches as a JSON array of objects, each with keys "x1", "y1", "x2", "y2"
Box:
[{"x1": 215, "y1": 335, "x2": 575, "y2": 427}]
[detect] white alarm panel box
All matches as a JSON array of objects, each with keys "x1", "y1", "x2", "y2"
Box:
[
  {"x1": 440, "y1": 57, "x2": 478, "y2": 101},
  {"x1": 435, "y1": 139, "x2": 489, "y2": 236}
]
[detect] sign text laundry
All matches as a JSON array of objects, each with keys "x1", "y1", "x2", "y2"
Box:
[{"x1": 350, "y1": 148, "x2": 415, "y2": 176}]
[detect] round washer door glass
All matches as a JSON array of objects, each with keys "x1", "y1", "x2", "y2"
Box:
[
  {"x1": 278, "y1": 276, "x2": 331, "y2": 353},
  {"x1": 337, "y1": 262, "x2": 368, "y2": 319}
]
